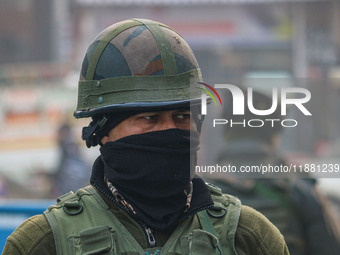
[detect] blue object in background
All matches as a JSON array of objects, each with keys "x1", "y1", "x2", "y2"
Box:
[{"x1": 0, "y1": 199, "x2": 54, "y2": 252}]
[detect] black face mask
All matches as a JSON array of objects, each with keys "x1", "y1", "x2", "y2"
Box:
[{"x1": 100, "y1": 129, "x2": 200, "y2": 231}]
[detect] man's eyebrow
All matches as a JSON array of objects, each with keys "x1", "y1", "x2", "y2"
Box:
[
  {"x1": 175, "y1": 109, "x2": 191, "y2": 112},
  {"x1": 136, "y1": 112, "x2": 158, "y2": 115}
]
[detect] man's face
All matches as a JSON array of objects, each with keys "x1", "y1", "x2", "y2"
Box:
[{"x1": 101, "y1": 109, "x2": 196, "y2": 144}]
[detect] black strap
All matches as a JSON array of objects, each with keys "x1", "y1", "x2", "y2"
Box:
[{"x1": 82, "y1": 116, "x2": 107, "y2": 147}]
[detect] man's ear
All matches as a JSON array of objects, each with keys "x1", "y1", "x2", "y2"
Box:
[{"x1": 101, "y1": 136, "x2": 109, "y2": 145}]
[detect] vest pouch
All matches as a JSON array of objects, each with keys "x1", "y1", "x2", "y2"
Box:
[
  {"x1": 181, "y1": 229, "x2": 219, "y2": 255},
  {"x1": 69, "y1": 225, "x2": 118, "y2": 255}
]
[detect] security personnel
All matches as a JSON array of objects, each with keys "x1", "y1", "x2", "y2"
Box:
[
  {"x1": 207, "y1": 89, "x2": 340, "y2": 255},
  {"x1": 3, "y1": 19, "x2": 289, "y2": 255}
]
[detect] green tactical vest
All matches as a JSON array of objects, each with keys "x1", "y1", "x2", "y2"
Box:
[{"x1": 44, "y1": 184, "x2": 241, "y2": 255}]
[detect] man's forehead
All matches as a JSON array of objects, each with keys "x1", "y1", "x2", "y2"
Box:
[{"x1": 134, "y1": 109, "x2": 191, "y2": 114}]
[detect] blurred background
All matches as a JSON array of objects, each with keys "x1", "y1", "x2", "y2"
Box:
[{"x1": 1, "y1": 0, "x2": 340, "y2": 251}]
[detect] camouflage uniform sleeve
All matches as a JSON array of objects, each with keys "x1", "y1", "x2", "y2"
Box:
[
  {"x1": 2, "y1": 214, "x2": 56, "y2": 255},
  {"x1": 235, "y1": 205, "x2": 289, "y2": 255}
]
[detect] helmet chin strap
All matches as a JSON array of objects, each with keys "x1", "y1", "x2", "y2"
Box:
[
  {"x1": 191, "y1": 105, "x2": 204, "y2": 133},
  {"x1": 82, "y1": 116, "x2": 107, "y2": 148}
]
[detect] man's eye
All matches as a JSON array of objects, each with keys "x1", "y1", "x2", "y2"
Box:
[
  {"x1": 177, "y1": 113, "x2": 191, "y2": 119},
  {"x1": 142, "y1": 115, "x2": 158, "y2": 120}
]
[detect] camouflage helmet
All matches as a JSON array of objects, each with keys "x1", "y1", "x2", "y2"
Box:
[{"x1": 74, "y1": 18, "x2": 203, "y2": 118}]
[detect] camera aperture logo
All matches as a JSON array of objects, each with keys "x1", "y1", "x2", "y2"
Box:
[
  {"x1": 198, "y1": 82, "x2": 223, "y2": 109},
  {"x1": 199, "y1": 83, "x2": 312, "y2": 128}
]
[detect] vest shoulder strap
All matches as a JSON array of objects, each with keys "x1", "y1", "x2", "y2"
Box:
[{"x1": 205, "y1": 182, "x2": 242, "y2": 255}]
